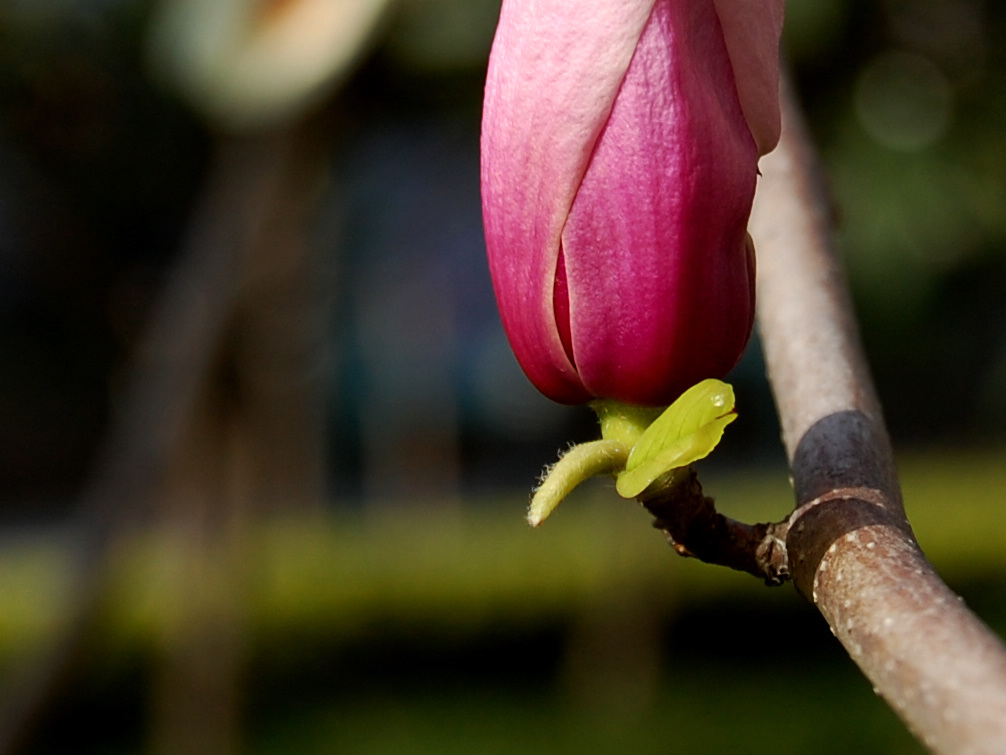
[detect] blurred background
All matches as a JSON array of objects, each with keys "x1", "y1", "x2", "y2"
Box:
[{"x1": 0, "y1": 0, "x2": 1004, "y2": 752}]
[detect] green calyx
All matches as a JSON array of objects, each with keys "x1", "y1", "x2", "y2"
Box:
[
  {"x1": 590, "y1": 401, "x2": 662, "y2": 447},
  {"x1": 527, "y1": 379, "x2": 737, "y2": 527}
]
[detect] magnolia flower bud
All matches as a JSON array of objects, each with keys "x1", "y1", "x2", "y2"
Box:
[{"x1": 481, "y1": 0, "x2": 784, "y2": 406}]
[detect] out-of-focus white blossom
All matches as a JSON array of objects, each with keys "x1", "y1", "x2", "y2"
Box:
[{"x1": 148, "y1": 0, "x2": 392, "y2": 129}]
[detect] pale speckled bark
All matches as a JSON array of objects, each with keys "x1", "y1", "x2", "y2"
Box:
[{"x1": 751, "y1": 76, "x2": 1006, "y2": 754}]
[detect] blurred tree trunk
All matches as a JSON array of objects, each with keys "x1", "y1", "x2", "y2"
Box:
[
  {"x1": 146, "y1": 117, "x2": 334, "y2": 754},
  {"x1": 0, "y1": 108, "x2": 337, "y2": 753}
]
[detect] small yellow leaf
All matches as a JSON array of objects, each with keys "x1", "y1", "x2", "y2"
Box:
[{"x1": 615, "y1": 379, "x2": 736, "y2": 498}]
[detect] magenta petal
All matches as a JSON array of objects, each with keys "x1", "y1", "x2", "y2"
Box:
[
  {"x1": 560, "y1": 0, "x2": 757, "y2": 406},
  {"x1": 713, "y1": 0, "x2": 786, "y2": 155},
  {"x1": 481, "y1": 0, "x2": 657, "y2": 403}
]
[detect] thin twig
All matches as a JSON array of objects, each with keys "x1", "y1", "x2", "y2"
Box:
[
  {"x1": 750, "y1": 75, "x2": 1006, "y2": 754},
  {"x1": 638, "y1": 468, "x2": 789, "y2": 585}
]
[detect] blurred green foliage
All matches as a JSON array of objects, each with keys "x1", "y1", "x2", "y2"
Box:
[
  {"x1": 786, "y1": 0, "x2": 1006, "y2": 440},
  {"x1": 1, "y1": 450, "x2": 999, "y2": 659},
  {"x1": 2, "y1": 451, "x2": 1004, "y2": 752}
]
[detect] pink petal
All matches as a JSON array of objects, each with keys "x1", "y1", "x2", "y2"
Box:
[
  {"x1": 712, "y1": 0, "x2": 786, "y2": 155},
  {"x1": 481, "y1": 0, "x2": 658, "y2": 403},
  {"x1": 560, "y1": 0, "x2": 757, "y2": 406}
]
